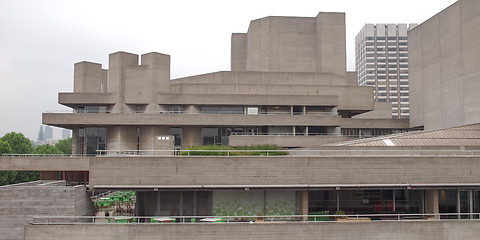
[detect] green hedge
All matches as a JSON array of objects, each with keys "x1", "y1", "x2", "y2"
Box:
[{"x1": 179, "y1": 145, "x2": 288, "y2": 156}]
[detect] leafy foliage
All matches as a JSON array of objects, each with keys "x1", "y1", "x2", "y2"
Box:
[
  {"x1": 0, "y1": 132, "x2": 39, "y2": 186},
  {"x1": 0, "y1": 141, "x2": 12, "y2": 154},
  {"x1": 34, "y1": 144, "x2": 63, "y2": 155},
  {"x1": 179, "y1": 144, "x2": 288, "y2": 156},
  {"x1": 0, "y1": 132, "x2": 34, "y2": 154},
  {"x1": 55, "y1": 138, "x2": 72, "y2": 154}
]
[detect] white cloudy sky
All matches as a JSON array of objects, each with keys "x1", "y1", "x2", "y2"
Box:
[{"x1": 0, "y1": 0, "x2": 457, "y2": 140}]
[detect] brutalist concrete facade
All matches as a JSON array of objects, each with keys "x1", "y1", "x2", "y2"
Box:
[
  {"x1": 409, "y1": 0, "x2": 480, "y2": 130},
  {"x1": 44, "y1": 12, "x2": 407, "y2": 154}
]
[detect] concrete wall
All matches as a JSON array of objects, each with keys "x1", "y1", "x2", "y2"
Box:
[
  {"x1": 59, "y1": 93, "x2": 116, "y2": 107},
  {"x1": 409, "y1": 0, "x2": 480, "y2": 129},
  {"x1": 170, "y1": 83, "x2": 373, "y2": 111},
  {"x1": 157, "y1": 93, "x2": 338, "y2": 107},
  {"x1": 0, "y1": 157, "x2": 89, "y2": 171},
  {"x1": 88, "y1": 155, "x2": 480, "y2": 188},
  {"x1": 229, "y1": 135, "x2": 348, "y2": 147},
  {"x1": 73, "y1": 62, "x2": 106, "y2": 93},
  {"x1": 25, "y1": 221, "x2": 480, "y2": 240},
  {"x1": 0, "y1": 181, "x2": 93, "y2": 240},
  {"x1": 341, "y1": 118, "x2": 409, "y2": 129},
  {"x1": 231, "y1": 12, "x2": 346, "y2": 77},
  {"x1": 43, "y1": 113, "x2": 342, "y2": 128},
  {"x1": 173, "y1": 71, "x2": 347, "y2": 87},
  {"x1": 353, "y1": 102, "x2": 393, "y2": 119}
]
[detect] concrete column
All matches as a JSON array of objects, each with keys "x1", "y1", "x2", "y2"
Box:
[
  {"x1": 184, "y1": 105, "x2": 201, "y2": 114},
  {"x1": 425, "y1": 189, "x2": 440, "y2": 219},
  {"x1": 72, "y1": 128, "x2": 78, "y2": 155},
  {"x1": 106, "y1": 126, "x2": 138, "y2": 152},
  {"x1": 182, "y1": 126, "x2": 202, "y2": 148},
  {"x1": 108, "y1": 52, "x2": 139, "y2": 114},
  {"x1": 139, "y1": 126, "x2": 173, "y2": 155},
  {"x1": 301, "y1": 191, "x2": 308, "y2": 221}
]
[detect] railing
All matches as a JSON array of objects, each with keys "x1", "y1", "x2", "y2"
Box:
[
  {"x1": 3, "y1": 150, "x2": 480, "y2": 158},
  {"x1": 0, "y1": 154, "x2": 91, "y2": 157},
  {"x1": 31, "y1": 213, "x2": 480, "y2": 225},
  {"x1": 230, "y1": 133, "x2": 342, "y2": 136},
  {"x1": 158, "y1": 111, "x2": 337, "y2": 116},
  {"x1": 45, "y1": 110, "x2": 337, "y2": 116}
]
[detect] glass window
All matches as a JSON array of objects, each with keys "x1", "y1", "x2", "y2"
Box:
[
  {"x1": 77, "y1": 127, "x2": 107, "y2": 155},
  {"x1": 169, "y1": 105, "x2": 183, "y2": 113},
  {"x1": 202, "y1": 106, "x2": 243, "y2": 114}
]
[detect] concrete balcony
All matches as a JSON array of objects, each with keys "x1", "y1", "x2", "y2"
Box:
[
  {"x1": 0, "y1": 156, "x2": 89, "y2": 171},
  {"x1": 341, "y1": 118, "x2": 409, "y2": 129},
  {"x1": 88, "y1": 154, "x2": 480, "y2": 189},
  {"x1": 58, "y1": 93, "x2": 116, "y2": 107},
  {"x1": 156, "y1": 93, "x2": 338, "y2": 106},
  {"x1": 42, "y1": 113, "x2": 342, "y2": 128},
  {"x1": 228, "y1": 135, "x2": 348, "y2": 147}
]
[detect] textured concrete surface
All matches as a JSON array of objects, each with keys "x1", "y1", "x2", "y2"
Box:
[
  {"x1": 0, "y1": 182, "x2": 94, "y2": 240},
  {"x1": 26, "y1": 221, "x2": 480, "y2": 240},
  {"x1": 0, "y1": 157, "x2": 89, "y2": 171},
  {"x1": 409, "y1": 0, "x2": 480, "y2": 130},
  {"x1": 228, "y1": 135, "x2": 348, "y2": 147},
  {"x1": 88, "y1": 155, "x2": 480, "y2": 188}
]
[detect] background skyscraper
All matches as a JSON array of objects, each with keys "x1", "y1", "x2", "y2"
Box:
[
  {"x1": 355, "y1": 24, "x2": 417, "y2": 119},
  {"x1": 62, "y1": 129, "x2": 71, "y2": 139},
  {"x1": 44, "y1": 125, "x2": 53, "y2": 140}
]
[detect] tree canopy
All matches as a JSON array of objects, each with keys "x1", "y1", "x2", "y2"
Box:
[
  {"x1": 0, "y1": 132, "x2": 38, "y2": 186},
  {"x1": 55, "y1": 138, "x2": 72, "y2": 154},
  {"x1": 34, "y1": 144, "x2": 63, "y2": 155},
  {"x1": 0, "y1": 141, "x2": 12, "y2": 154},
  {"x1": 0, "y1": 132, "x2": 34, "y2": 154}
]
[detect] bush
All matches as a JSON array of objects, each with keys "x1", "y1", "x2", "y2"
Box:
[{"x1": 179, "y1": 144, "x2": 288, "y2": 156}]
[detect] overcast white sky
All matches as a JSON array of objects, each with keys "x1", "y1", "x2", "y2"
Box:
[{"x1": 0, "y1": 0, "x2": 457, "y2": 140}]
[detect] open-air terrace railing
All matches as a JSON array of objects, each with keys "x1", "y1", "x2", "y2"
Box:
[
  {"x1": 45, "y1": 110, "x2": 337, "y2": 116},
  {"x1": 31, "y1": 213, "x2": 480, "y2": 225},
  {"x1": 3, "y1": 150, "x2": 480, "y2": 157}
]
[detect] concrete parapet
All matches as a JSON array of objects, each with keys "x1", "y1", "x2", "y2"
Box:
[{"x1": 25, "y1": 221, "x2": 480, "y2": 240}]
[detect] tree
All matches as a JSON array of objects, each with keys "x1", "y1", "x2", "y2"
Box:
[
  {"x1": 34, "y1": 144, "x2": 63, "y2": 155},
  {"x1": 0, "y1": 132, "x2": 38, "y2": 186},
  {"x1": 55, "y1": 138, "x2": 72, "y2": 154},
  {"x1": 0, "y1": 141, "x2": 12, "y2": 155},
  {"x1": 0, "y1": 132, "x2": 34, "y2": 154}
]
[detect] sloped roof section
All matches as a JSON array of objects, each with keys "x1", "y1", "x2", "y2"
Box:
[{"x1": 328, "y1": 123, "x2": 480, "y2": 147}]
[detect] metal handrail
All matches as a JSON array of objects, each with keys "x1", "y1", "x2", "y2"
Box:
[
  {"x1": 3, "y1": 150, "x2": 480, "y2": 158},
  {"x1": 44, "y1": 110, "x2": 337, "y2": 116},
  {"x1": 31, "y1": 212, "x2": 480, "y2": 225}
]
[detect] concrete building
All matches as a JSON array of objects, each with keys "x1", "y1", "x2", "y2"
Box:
[
  {"x1": 409, "y1": 0, "x2": 480, "y2": 130},
  {"x1": 355, "y1": 23, "x2": 417, "y2": 119},
  {"x1": 2, "y1": 2, "x2": 480, "y2": 239}
]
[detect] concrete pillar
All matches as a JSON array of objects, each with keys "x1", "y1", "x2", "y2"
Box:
[
  {"x1": 425, "y1": 189, "x2": 440, "y2": 219},
  {"x1": 72, "y1": 128, "x2": 78, "y2": 155},
  {"x1": 184, "y1": 105, "x2": 201, "y2": 114},
  {"x1": 107, "y1": 126, "x2": 138, "y2": 152},
  {"x1": 300, "y1": 190, "x2": 309, "y2": 221},
  {"x1": 182, "y1": 126, "x2": 202, "y2": 148},
  {"x1": 139, "y1": 126, "x2": 174, "y2": 155},
  {"x1": 108, "y1": 52, "x2": 139, "y2": 113}
]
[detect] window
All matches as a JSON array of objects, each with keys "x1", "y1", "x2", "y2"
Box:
[
  {"x1": 169, "y1": 105, "x2": 183, "y2": 113},
  {"x1": 202, "y1": 106, "x2": 244, "y2": 114},
  {"x1": 76, "y1": 127, "x2": 107, "y2": 156}
]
